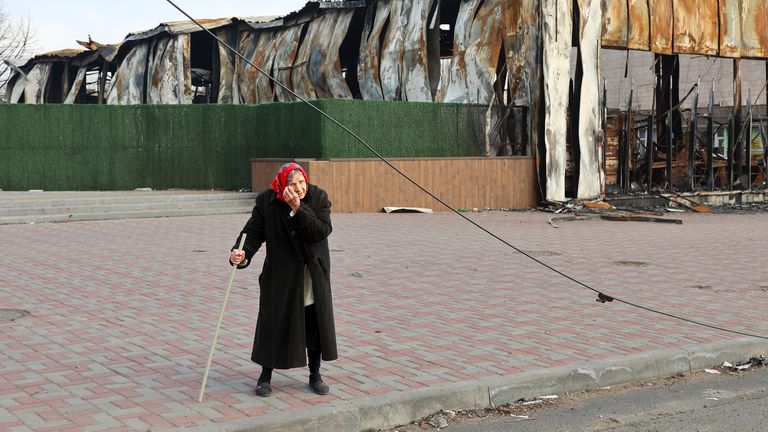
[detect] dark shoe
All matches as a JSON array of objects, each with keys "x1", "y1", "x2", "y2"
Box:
[
  {"x1": 309, "y1": 374, "x2": 329, "y2": 395},
  {"x1": 255, "y1": 381, "x2": 272, "y2": 397}
]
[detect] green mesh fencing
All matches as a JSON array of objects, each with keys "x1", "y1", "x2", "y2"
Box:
[{"x1": 0, "y1": 101, "x2": 486, "y2": 190}]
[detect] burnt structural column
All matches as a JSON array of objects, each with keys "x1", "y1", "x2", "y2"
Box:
[{"x1": 732, "y1": 59, "x2": 743, "y2": 187}]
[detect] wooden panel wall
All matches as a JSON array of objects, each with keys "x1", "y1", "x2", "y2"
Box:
[{"x1": 251, "y1": 158, "x2": 539, "y2": 213}]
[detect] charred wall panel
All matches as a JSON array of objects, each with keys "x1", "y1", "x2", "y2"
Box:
[
  {"x1": 107, "y1": 43, "x2": 149, "y2": 104},
  {"x1": 316, "y1": 10, "x2": 354, "y2": 99},
  {"x1": 292, "y1": 11, "x2": 354, "y2": 101},
  {"x1": 649, "y1": 0, "x2": 673, "y2": 54},
  {"x1": 627, "y1": 0, "x2": 651, "y2": 50},
  {"x1": 147, "y1": 35, "x2": 192, "y2": 104},
  {"x1": 380, "y1": 0, "x2": 405, "y2": 100},
  {"x1": 252, "y1": 31, "x2": 280, "y2": 103},
  {"x1": 216, "y1": 28, "x2": 236, "y2": 104},
  {"x1": 399, "y1": 0, "x2": 433, "y2": 101},
  {"x1": 720, "y1": 0, "x2": 742, "y2": 57},
  {"x1": 7, "y1": 74, "x2": 25, "y2": 103},
  {"x1": 23, "y1": 63, "x2": 51, "y2": 104},
  {"x1": 741, "y1": 0, "x2": 768, "y2": 59},
  {"x1": 358, "y1": 1, "x2": 391, "y2": 100},
  {"x1": 237, "y1": 32, "x2": 263, "y2": 103},
  {"x1": 237, "y1": 30, "x2": 281, "y2": 103},
  {"x1": 577, "y1": 0, "x2": 604, "y2": 199},
  {"x1": 502, "y1": 0, "x2": 540, "y2": 107},
  {"x1": 601, "y1": 0, "x2": 768, "y2": 58},
  {"x1": 273, "y1": 26, "x2": 303, "y2": 102},
  {"x1": 436, "y1": 0, "x2": 481, "y2": 103},
  {"x1": 63, "y1": 67, "x2": 87, "y2": 104},
  {"x1": 601, "y1": 0, "x2": 628, "y2": 48},
  {"x1": 674, "y1": 0, "x2": 719, "y2": 55},
  {"x1": 435, "y1": 0, "x2": 504, "y2": 104},
  {"x1": 542, "y1": 0, "x2": 572, "y2": 201}
]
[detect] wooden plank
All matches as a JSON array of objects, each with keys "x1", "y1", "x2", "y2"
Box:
[{"x1": 252, "y1": 158, "x2": 539, "y2": 212}]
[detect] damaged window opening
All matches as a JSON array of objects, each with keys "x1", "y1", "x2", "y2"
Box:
[
  {"x1": 438, "y1": 0, "x2": 459, "y2": 57},
  {"x1": 45, "y1": 62, "x2": 68, "y2": 103},
  {"x1": 190, "y1": 31, "x2": 215, "y2": 103},
  {"x1": 339, "y1": 8, "x2": 366, "y2": 99}
]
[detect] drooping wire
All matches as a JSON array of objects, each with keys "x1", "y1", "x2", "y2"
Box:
[{"x1": 164, "y1": 0, "x2": 768, "y2": 341}]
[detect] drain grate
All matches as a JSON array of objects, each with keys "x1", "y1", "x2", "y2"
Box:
[{"x1": 0, "y1": 309, "x2": 29, "y2": 323}]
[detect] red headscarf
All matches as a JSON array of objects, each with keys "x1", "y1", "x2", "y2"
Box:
[{"x1": 271, "y1": 162, "x2": 309, "y2": 203}]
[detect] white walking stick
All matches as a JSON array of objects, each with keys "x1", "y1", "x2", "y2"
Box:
[{"x1": 198, "y1": 234, "x2": 247, "y2": 402}]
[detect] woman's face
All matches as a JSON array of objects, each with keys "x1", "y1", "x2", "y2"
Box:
[{"x1": 286, "y1": 172, "x2": 307, "y2": 200}]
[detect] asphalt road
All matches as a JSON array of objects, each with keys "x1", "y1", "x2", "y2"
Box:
[{"x1": 441, "y1": 367, "x2": 768, "y2": 432}]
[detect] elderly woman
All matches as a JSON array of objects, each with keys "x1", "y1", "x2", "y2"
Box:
[{"x1": 229, "y1": 162, "x2": 337, "y2": 397}]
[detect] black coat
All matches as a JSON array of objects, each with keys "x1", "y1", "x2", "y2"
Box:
[{"x1": 233, "y1": 184, "x2": 338, "y2": 369}]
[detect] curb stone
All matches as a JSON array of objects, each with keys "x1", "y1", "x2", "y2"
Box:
[{"x1": 179, "y1": 338, "x2": 768, "y2": 432}]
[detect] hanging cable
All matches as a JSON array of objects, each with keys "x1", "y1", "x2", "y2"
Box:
[{"x1": 164, "y1": 0, "x2": 768, "y2": 341}]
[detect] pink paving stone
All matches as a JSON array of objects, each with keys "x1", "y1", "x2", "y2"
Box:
[
  {"x1": 39, "y1": 410, "x2": 67, "y2": 421},
  {"x1": 209, "y1": 406, "x2": 248, "y2": 422},
  {"x1": 35, "y1": 423, "x2": 82, "y2": 432},
  {"x1": 66, "y1": 414, "x2": 97, "y2": 427},
  {"x1": 240, "y1": 405, "x2": 271, "y2": 417},
  {"x1": 10, "y1": 396, "x2": 47, "y2": 408},
  {"x1": 140, "y1": 414, "x2": 175, "y2": 429},
  {"x1": 115, "y1": 388, "x2": 143, "y2": 399},
  {"x1": 112, "y1": 399, "x2": 137, "y2": 409},
  {"x1": 169, "y1": 415, "x2": 208, "y2": 428}
]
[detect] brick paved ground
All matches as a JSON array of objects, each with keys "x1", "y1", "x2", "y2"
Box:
[{"x1": 1, "y1": 210, "x2": 767, "y2": 431}]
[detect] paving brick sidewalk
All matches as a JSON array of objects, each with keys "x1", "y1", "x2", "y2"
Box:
[{"x1": 1, "y1": 210, "x2": 767, "y2": 431}]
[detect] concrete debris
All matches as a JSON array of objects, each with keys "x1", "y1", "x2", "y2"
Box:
[
  {"x1": 426, "y1": 414, "x2": 448, "y2": 428},
  {"x1": 722, "y1": 356, "x2": 767, "y2": 372}
]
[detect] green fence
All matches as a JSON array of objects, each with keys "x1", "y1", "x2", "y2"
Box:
[{"x1": 0, "y1": 100, "x2": 488, "y2": 191}]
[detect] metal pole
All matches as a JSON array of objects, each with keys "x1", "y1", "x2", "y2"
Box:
[
  {"x1": 706, "y1": 82, "x2": 715, "y2": 190},
  {"x1": 667, "y1": 75, "x2": 673, "y2": 189},
  {"x1": 728, "y1": 114, "x2": 734, "y2": 189},
  {"x1": 625, "y1": 84, "x2": 634, "y2": 193},
  {"x1": 733, "y1": 58, "x2": 743, "y2": 184},
  {"x1": 647, "y1": 85, "x2": 656, "y2": 192},
  {"x1": 747, "y1": 89, "x2": 752, "y2": 190},
  {"x1": 688, "y1": 80, "x2": 699, "y2": 190},
  {"x1": 198, "y1": 233, "x2": 247, "y2": 402}
]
